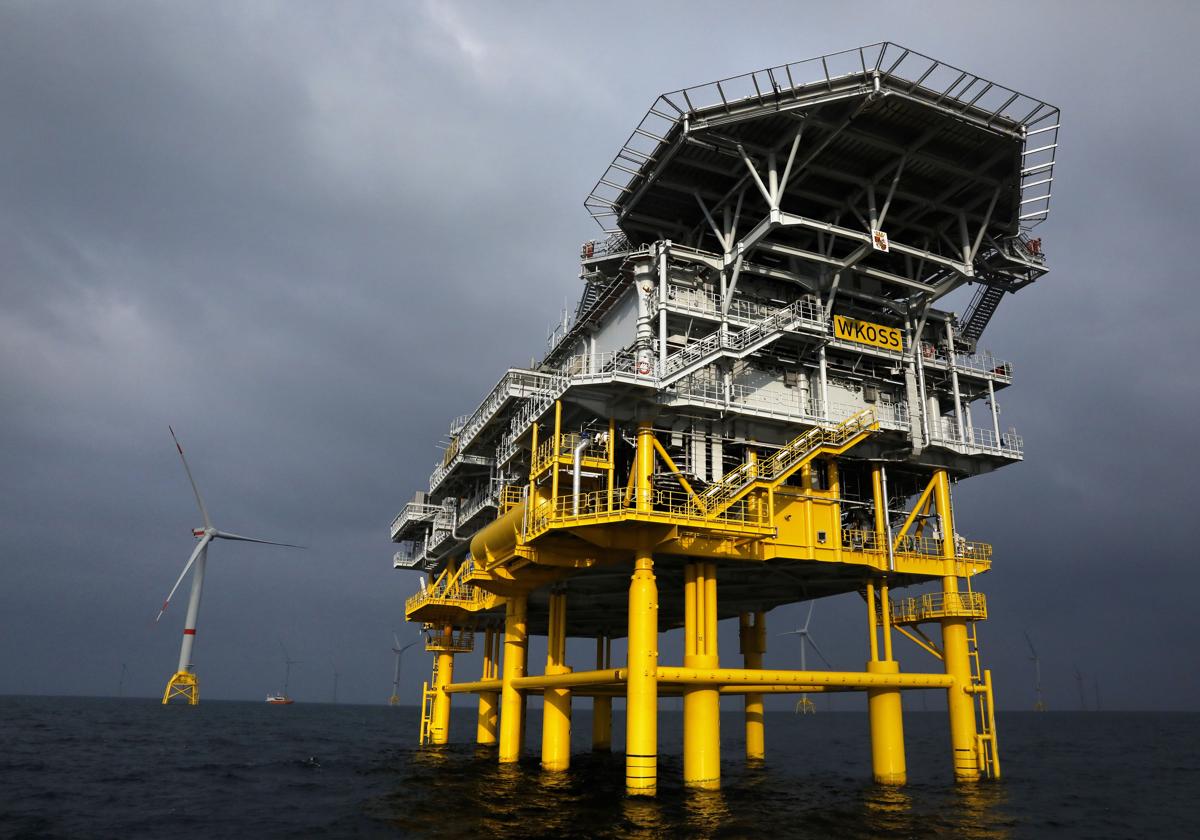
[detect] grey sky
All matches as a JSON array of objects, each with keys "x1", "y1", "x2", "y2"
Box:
[{"x1": 2, "y1": 1, "x2": 1197, "y2": 712}]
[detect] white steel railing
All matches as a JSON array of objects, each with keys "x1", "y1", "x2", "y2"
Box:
[
  {"x1": 585, "y1": 42, "x2": 1057, "y2": 234},
  {"x1": 931, "y1": 417, "x2": 1023, "y2": 457},
  {"x1": 921, "y1": 345, "x2": 1013, "y2": 382},
  {"x1": 390, "y1": 502, "x2": 440, "y2": 542}
]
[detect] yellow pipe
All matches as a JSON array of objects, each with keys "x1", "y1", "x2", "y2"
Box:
[
  {"x1": 430, "y1": 625, "x2": 454, "y2": 745},
  {"x1": 511, "y1": 669, "x2": 627, "y2": 689},
  {"x1": 593, "y1": 636, "x2": 612, "y2": 751},
  {"x1": 867, "y1": 659, "x2": 907, "y2": 784},
  {"x1": 626, "y1": 546, "x2": 658, "y2": 796},
  {"x1": 541, "y1": 591, "x2": 572, "y2": 772},
  {"x1": 658, "y1": 666, "x2": 953, "y2": 688},
  {"x1": 740, "y1": 612, "x2": 766, "y2": 761},
  {"x1": 470, "y1": 502, "x2": 526, "y2": 569},
  {"x1": 444, "y1": 679, "x2": 503, "y2": 694},
  {"x1": 683, "y1": 562, "x2": 720, "y2": 789},
  {"x1": 550, "y1": 400, "x2": 562, "y2": 504},
  {"x1": 606, "y1": 417, "x2": 615, "y2": 513},
  {"x1": 477, "y1": 627, "x2": 498, "y2": 745},
  {"x1": 499, "y1": 594, "x2": 528, "y2": 764},
  {"x1": 934, "y1": 469, "x2": 981, "y2": 782},
  {"x1": 881, "y1": 581, "x2": 894, "y2": 662}
]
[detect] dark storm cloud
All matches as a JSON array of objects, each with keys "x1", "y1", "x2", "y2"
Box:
[{"x1": 1, "y1": 1, "x2": 1197, "y2": 711}]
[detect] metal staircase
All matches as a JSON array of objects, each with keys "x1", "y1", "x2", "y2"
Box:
[
  {"x1": 960, "y1": 285, "x2": 1005, "y2": 343},
  {"x1": 694, "y1": 408, "x2": 877, "y2": 515},
  {"x1": 660, "y1": 300, "x2": 811, "y2": 387}
]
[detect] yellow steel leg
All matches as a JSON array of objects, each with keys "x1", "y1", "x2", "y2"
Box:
[
  {"x1": 866, "y1": 577, "x2": 906, "y2": 785},
  {"x1": 739, "y1": 611, "x2": 766, "y2": 761},
  {"x1": 430, "y1": 625, "x2": 455, "y2": 746},
  {"x1": 934, "y1": 469, "x2": 981, "y2": 782},
  {"x1": 683, "y1": 562, "x2": 720, "y2": 789},
  {"x1": 541, "y1": 591, "x2": 572, "y2": 772},
  {"x1": 867, "y1": 659, "x2": 907, "y2": 784},
  {"x1": 626, "y1": 546, "x2": 659, "y2": 796},
  {"x1": 500, "y1": 594, "x2": 529, "y2": 764},
  {"x1": 593, "y1": 636, "x2": 612, "y2": 751},
  {"x1": 477, "y1": 627, "x2": 499, "y2": 746}
]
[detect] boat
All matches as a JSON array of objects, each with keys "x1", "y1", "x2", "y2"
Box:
[{"x1": 266, "y1": 693, "x2": 294, "y2": 705}]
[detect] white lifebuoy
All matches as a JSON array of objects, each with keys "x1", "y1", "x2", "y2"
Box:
[
  {"x1": 921, "y1": 342, "x2": 935, "y2": 360},
  {"x1": 637, "y1": 360, "x2": 651, "y2": 375}
]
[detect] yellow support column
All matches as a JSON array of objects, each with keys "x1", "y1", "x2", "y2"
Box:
[
  {"x1": 499, "y1": 594, "x2": 529, "y2": 764},
  {"x1": 866, "y1": 465, "x2": 907, "y2": 784},
  {"x1": 739, "y1": 612, "x2": 766, "y2": 761},
  {"x1": 592, "y1": 636, "x2": 613, "y2": 751},
  {"x1": 934, "y1": 469, "x2": 981, "y2": 782},
  {"x1": 477, "y1": 627, "x2": 499, "y2": 746},
  {"x1": 430, "y1": 625, "x2": 455, "y2": 745},
  {"x1": 683, "y1": 562, "x2": 721, "y2": 789},
  {"x1": 541, "y1": 590, "x2": 573, "y2": 771},
  {"x1": 626, "y1": 544, "x2": 659, "y2": 796}
]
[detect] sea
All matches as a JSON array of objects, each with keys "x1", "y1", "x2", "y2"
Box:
[{"x1": 2, "y1": 696, "x2": 1197, "y2": 839}]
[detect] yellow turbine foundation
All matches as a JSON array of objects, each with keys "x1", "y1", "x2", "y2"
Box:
[
  {"x1": 162, "y1": 671, "x2": 198, "y2": 705},
  {"x1": 683, "y1": 562, "x2": 721, "y2": 789},
  {"x1": 499, "y1": 594, "x2": 528, "y2": 764}
]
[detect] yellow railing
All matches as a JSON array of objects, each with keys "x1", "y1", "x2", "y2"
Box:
[
  {"x1": 525, "y1": 487, "x2": 769, "y2": 537},
  {"x1": 890, "y1": 591, "x2": 987, "y2": 624},
  {"x1": 499, "y1": 485, "x2": 524, "y2": 514},
  {"x1": 531, "y1": 432, "x2": 610, "y2": 476},
  {"x1": 841, "y1": 529, "x2": 992, "y2": 565}
]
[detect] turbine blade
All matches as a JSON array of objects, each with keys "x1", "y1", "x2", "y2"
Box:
[
  {"x1": 156, "y1": 534, "x2": 211, "y2": 621},
  {"x1": 806, "y1": 635, "x2": 834, "y2": 669},
  {"x1": 777, "y1": 629, "x2": 803, "y2": 636},
  {"x1": 215, "y1": 530, "x2": 305, "y2": 548},
  {"x1": 169, "y1": 426, "x2": 211, "y2": 529},
  {"x1": 279, "y1": 640, "x2": 290, "y2": 661},
  {"x1": 1024, "y1": 631, "x2": 1037, "y2": 658},
  {"x1": 803, "y1": 599, "x2": 815, "y2": 631},
  {"x1": 393, "y1": 632, "x2": 402, "y2": 649},
  {"x1": 401, "y1": 641, "x2": 419, "y2": 653}
]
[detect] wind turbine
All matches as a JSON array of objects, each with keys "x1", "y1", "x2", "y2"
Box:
[
  {"x1": 1024, "y1": 631, "x2": 1046, "y2": 711},
  {"x1": 1074, "y1": 665, "x2": 1087, "y2": 711},
  {"x1": 331, "y1": 661, "x2": 340, "y2": 705},
  {"x1": 119, "y1": 663, "x2": 128, "y2": 698},
  {"x1": 157, "y1": 426, "x2": 303, "y2": 705},
  {"x1": 389, "y1": 632, "x2": 419, "y2": 706},
  {"x1": 271, "y1": 641, "x2": 300, "y2": 704},
  {"x1": 779, "y1": 600, "x2": 832, "y2": 714}
]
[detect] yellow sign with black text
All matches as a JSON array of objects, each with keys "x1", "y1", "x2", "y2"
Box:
[{"x1": 832, "y1": 315, "x2": 903, "y2": 352}]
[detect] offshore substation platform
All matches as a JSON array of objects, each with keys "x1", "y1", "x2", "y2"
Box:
[{"x1": 390, "y1": 42, "x2": 1057, "y2": 794}]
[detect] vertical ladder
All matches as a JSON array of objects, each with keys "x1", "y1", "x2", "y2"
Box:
[
  {"x1": 963, "y1": 573, "x2": 1000, "y2": 779},
  {"x1": 418, "y1": 660, "x2": 438, "y2": 745}
]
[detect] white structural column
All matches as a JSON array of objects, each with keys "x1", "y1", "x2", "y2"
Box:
[
  {"x1": 945, "y1": 319, "x2": 965, "y2": 441},
  {"x1": 658, "y1": 242, "x2": 669, "y2": 377},
  {"x1": 177, "y1": 545, "x2": 208, "y2": 673}
]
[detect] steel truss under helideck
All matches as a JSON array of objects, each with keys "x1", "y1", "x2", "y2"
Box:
[{"x1": 388, "y1": 42, "x2": 1059, "y2": 794}]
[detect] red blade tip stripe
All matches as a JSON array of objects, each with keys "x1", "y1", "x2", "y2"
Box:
[{"x1": 183, "y1": 629, "x2": 196, "y2": 635}]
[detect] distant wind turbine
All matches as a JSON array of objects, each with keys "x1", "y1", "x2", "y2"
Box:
[
  {"x1": 1074, "y1": 665, "x2": 1087, "y2": 711},
  {"x1": 779, "y1": 600, "x2": 832, "y2": 714},
  {"x1": 119, "y1": 663, "x2": 128, "y2": 698},
  {"x1": 274, "y1": 641, "x2": 301, "y2": 703},
  {"x1": 332, "y1": 662, "x2": 340, "y2": 705},
  {"x1": 390, "y1": 633, "x2": 419, "y2": 706},
  {"x1": 1024, "y1": 631, "x2": 1046, "y2": 712},
  {"x1": 157, "y1": 426, "x2": 304, "y2": 705}
]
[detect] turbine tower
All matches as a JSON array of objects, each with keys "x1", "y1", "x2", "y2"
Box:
[
  {"x1": 1025, "y1": 632, "x2": 1046, "y2": 711},
  {"x1": 158, "y1": 426, "x2": 302, "y2": 705},
  {"x1": 779, "y1": 600, "x2": 832, "y2": 714},
  {"x1": 389, "y1": 633, "x2": 418, "y2": 706}
]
